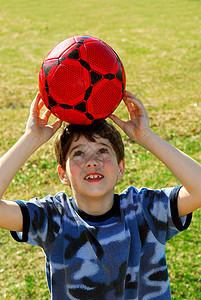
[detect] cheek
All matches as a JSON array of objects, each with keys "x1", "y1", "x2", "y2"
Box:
[
  {"x1": 67, "y1": 160, "x2": 83, "y2": 178},
  {"x1": 104, "y1": 159, "x2": 119, "y2": 173}
]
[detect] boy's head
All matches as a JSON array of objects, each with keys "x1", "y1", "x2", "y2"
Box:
[{"x1": 54, "y1": 120, "x2": 124, "y2": 170}]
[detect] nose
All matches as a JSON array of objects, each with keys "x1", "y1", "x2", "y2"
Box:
[{"x1": 85, "y1": 153, "x2": 100, "y2": 168}]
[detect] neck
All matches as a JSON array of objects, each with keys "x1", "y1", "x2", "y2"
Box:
[{"x1": 73, "y1": 191, "x2": 114, "y2": 216}]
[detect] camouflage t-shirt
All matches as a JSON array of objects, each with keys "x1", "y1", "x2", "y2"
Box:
[{"x1": 11, "y1": 185, "x2": 192, "y2": 300}]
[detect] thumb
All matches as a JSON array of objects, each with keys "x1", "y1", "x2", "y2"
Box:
[
  {"x1": 52, "y1": 119, "x2": 62, "y2": 134},
  {"x1": 109, "y1": 114, "x2": 126, "y2": 131}
]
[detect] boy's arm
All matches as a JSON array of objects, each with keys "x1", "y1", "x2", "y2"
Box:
[
  {"x1": 0, "y1": 93, "x2": 62, "y2": 231},
  {"x1": 110, "y1": 91, "x2": 201, "y2": 217}
]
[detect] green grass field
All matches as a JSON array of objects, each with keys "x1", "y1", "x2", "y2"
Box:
[{"x1": 0, "y1": 0, "x2": 201, "y2": 298}]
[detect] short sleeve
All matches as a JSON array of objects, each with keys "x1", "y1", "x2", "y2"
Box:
[
  {"x1": 170, "y1": 185, "x2": 192, "y2": 231},
  {"x1": 10, "y1": 200, "x2": 30, "y2": 242},
  {"x1": 138, "y1": 185, "x2": 192, "y2": 244},
  {"x1": 10, "y1": 195, "x2": 64, "y2": 252}
]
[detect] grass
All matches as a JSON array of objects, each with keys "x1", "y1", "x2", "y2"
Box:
[{"x1": 0, "y1": 0, "x2": 201, "y2": 298}]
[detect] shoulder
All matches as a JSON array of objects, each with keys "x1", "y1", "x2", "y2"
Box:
[
  {"x1": 119, "y1": 185, "x2": 191, "y2": 241},
  {"x1": 119, "y1": 185, "x2": 180, "y2": 226},
  {"x1": 26, "y1": 191, "x2": 68, "y2": 211},
  {"x1": 119, "y1": 185, "x2": 177, "y2": 206},
  {"x1": 11, "y1": 192, "x2": 70, "y2": 245},
  {"x1": 14, "y1": 192, "x2": 70, "y2": 229}
]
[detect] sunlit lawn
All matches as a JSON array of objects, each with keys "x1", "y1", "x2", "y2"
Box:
[{"x1": 0, "y1": 0, "x2": 201, "y2": 298}]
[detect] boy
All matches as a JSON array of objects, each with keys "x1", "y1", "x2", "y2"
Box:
[{"x1": 0, "y1": 90, "x2": 200, "y2": 299}]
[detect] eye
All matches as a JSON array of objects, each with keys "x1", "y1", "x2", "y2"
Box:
[
  {"x1": 98, "y1": 148, "x2": 109, "y2": 154},
  {"x1": 73, "y1": 150, "x2": 84, "y2": 157}
]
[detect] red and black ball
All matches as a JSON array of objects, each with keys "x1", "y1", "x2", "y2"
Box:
[{"x1": 39, "y1": 36, "x2": 126, "y2": 125}]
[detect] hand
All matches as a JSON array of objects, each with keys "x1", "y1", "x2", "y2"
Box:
[
  {"x1": 110, "y1": 91, "x2": 151, "y2": 145},
  {"x1": 25, "y1": 92, "x2": 62, "y2": 145}
]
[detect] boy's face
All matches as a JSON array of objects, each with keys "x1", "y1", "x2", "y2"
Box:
[{"x1": 58, "y1": 135, "x2": 125, "y2": 202}]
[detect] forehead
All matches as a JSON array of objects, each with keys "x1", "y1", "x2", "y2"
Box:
[{"x1": 68, "y1": 135, "x2": 114, "y2": 152}]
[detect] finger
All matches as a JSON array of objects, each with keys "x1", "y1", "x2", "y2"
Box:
[
  {"x1": 123, "y1": 94, "x2": 145, "y2": 112},
  {"x1": 123, "y1": 90, "x2": 134, "y2": 97},
  {"x1": 122, "y1": 102, "x2": 137, "y2": 122},
  {"x1": 51, "y1": 119, "x2": 62, "y2": 134},
  {"x1": 38, "y1": 98, "x2": 45, "y2": 112},
  {"x1": 41, "y1": 109, "x2": 51, "y2": 122},
  {"x1": 123, "y1": 93, "x2": 140, "y2": 103},
  {"x1": 126, "y1": 101, "x2": 135, "y2": 111},
  {"x1": 123, "y1": 90, "x2": 140, "y2": 99},
  {"x1": 30, "y1": 93, "x2": 43, "y2": 118},
  {"x1": 31, "y1": 92, "x2": 41, "y2": 112},
  {"x1": 109, "y1": 114, "x2": 126, "y2": 130}
]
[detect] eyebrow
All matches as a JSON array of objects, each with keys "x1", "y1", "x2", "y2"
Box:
[
  {"x1": 99, "y1": 142, "x2": 113, "y2": 150},
  {"x1": 69, "y1": 142, "x2": 113, "y2": 155},
  {"x1": 68, "y1": 144, "x2": 82, "y2": 155}
]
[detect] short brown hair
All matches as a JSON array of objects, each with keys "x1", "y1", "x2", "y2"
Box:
[{"x1": 54, "y1": 121, "x2": 124, "y2": 169}]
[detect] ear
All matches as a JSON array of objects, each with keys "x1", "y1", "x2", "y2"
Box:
[
  {"x1": 57, "y1": 165, "x2": 70, "y2": 186},
  {"x1": 117, "y1": 159, "x2": 125, "y2": 181}
]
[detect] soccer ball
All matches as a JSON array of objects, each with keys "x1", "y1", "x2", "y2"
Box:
[{"x1": 39, "y1": 36, "x2": 126, "y2": 125}]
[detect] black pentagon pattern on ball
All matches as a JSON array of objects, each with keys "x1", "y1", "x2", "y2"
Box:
[
  {"x1": 116, "y1": 68, "x2": 123, "y2": 82},
  {"x1": 91, "y1": 71, "x2": 102, "y2": 85},
  {"x1": 45, "y1": 79, "x2": 49, "y2": 94},
  {"x1": 74, "y1": 102, "x2": 86, "y2": 112},
  {"x1": 44, "y1": 65, "x2": 52, "y2": 78},
  {"x1": 41, "y1": 63, "x2": 56, "y2": 111},
  {"x1": 59, "y1": 104, "x2": 72, "y2": 109},
  {"x1": 122, "y1": 83, "x2": 125, "y2": 93},
  {"x1": 49, "y1": 97, "x2": 57, "y2": 107},
  {"x1": 59, "y1": 56, "x2": 66, "y2": 64},
  {"x1": 79, "y1": 59, "x2": 91, "y2": 71},
  {"x1": 76, "y1": 39, "x2": 86, "y2": 48},
  {"x1": 67, "y1": 49, "x2": 80, "y2": 59},
  {"x1": 59, "y1": 101, "x2": 87, "y2": 113},
  {"x1": 76, "y1": 42, "x2": 83, "y2": 48},
  {"x1": 85, "y1": 112, "x2": 94, "y2": 120},
  {"x1": 53, "y1": 60, "x2": 60, "y2": 66},
  {"x1": 104, "y1": 74, "x2": 115, "y2": 80},
  {"x1": 84, "y1": 86, "x2": 93, "y2": 101}
]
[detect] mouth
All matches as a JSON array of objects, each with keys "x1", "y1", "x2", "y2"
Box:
[{"x1": 84, "y1": 173, "x2": 104, "y2": 182}]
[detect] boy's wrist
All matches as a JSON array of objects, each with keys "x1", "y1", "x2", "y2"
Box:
[
  {"x1": 135, "y1": 129, "x2": 156, "y2": 149},
  {"x1": 21, "y1": 131, "x2": 45, "y2": 152}
]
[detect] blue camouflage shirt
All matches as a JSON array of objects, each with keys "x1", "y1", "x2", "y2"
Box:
[{"x1": 11, "y1": 185, "x2": 192, "y2": 300}]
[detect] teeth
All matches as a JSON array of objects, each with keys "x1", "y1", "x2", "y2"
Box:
[{"x1": 85, "y1": 174, "x2": 103, "y2": 180}]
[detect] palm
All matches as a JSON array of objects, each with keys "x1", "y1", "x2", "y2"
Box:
[
  {"x1": 26, "y1": 93, "x2": 62, "y2": 144},
  {"x1": 110, "y1": 91, "x2": 150, "y2": 144}
]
